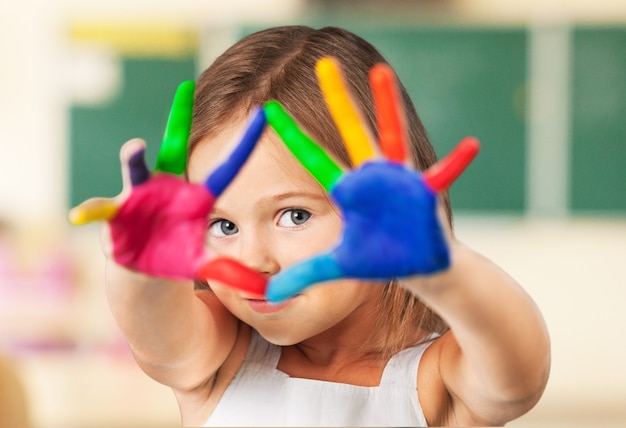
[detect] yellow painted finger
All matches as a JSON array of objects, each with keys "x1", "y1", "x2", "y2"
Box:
[
  {"x1": 316, "y1": 57, "x2": 376, "y2": 166},
  {"x1": 68, "y1": 198, "x2": 120, "y2": 225}
]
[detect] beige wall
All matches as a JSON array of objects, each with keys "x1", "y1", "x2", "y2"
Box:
[{"x1": 456, "y1": 0, "x2": 626, "y2": 22}]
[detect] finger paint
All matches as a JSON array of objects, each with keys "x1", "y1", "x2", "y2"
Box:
[
  {"x1": 369, "y1": 64, "x2": 408, "y2": 164},
  {"x1": 205, "y1": 107, "x2": 267, "y2": 196},
  {"x1": 423, "y1": 137, "x2": 480, "y2": 192},
  {"x1": 316, "y1": 57, "x2": 376, "y2": 166},
  {"x1": 265, "y1": 100, "x2": 343, "y2": 192},
  {"x1": 155, "y1": 80, "x2": 195, "y2": 175}
]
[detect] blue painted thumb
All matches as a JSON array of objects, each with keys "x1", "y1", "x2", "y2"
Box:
[{"x1": 266, "y1": 253, "x2": 343, "y2": 303}]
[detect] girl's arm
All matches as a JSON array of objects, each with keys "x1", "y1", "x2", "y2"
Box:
[
  {"x1": 402, "y1": 235, "x2": 550, "y2": 426},
  {"x1": 68, "y1": 83, "x2": 267, "y2": 405},
  {"x1": 105, "y1": 261, "x2": 239, "y2": 393}
]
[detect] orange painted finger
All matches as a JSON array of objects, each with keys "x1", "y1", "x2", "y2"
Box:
[
  {"x1": 369, "y1": 63, "x2": 408, "y2": 164},
  {"x1": 316, "y1": 57, "x2": 376, "y2": 166},
  {"x1": 423, "y1": 137, "x2": 481, "y2": 192}
]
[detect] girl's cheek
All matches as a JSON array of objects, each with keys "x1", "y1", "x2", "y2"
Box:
[
  {"x1": 205, "y1": 236, "x2": 235, "y2": 258},
  {"x1": 277, "y1": 228, "x2": 337, "y2": 263},
  {"x1": 210, "y1": 283, "x2": 241, "y2": 310}
]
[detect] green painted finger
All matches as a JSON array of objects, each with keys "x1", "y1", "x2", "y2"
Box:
[
  {"x1": 155, "y1": 80, "x2": 195, "y2": 175},
  {"x1": 264, "y1": 101, "x2": 343, "y2": 192}
]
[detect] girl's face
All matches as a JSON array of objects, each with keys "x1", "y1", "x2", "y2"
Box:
[{"x1": 188, "y1": 119, "x2": 382, "y2": 346}]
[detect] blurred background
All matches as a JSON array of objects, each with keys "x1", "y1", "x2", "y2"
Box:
[{"x1": 1, "y1": 0, "x2": 625, "y2": 427}]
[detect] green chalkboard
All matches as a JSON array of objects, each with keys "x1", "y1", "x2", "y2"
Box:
[
  {"x1": 349, "y1": 26, "x2": 528, "y2": 213},
  {"x1": 240, "y1": 24, "x2": 528, "y2": 213},
  {"x1": 571, "y1": 27, "x2": 626, "y2": 213},
  {"x1": 72, "y1": 25, "x2": 529, "y2": 214},
  {"x1": 69, "y1": 24, "x2": 626, "y2": 215},
  {"x1": 69, "y1": 57, "x2": 196, "y2": 207}
]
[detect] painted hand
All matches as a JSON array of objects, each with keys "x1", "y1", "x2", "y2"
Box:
[
  {"x1": 69, "y1": 81, "x2": 267, "y2": 295},
  {"x1": 265, "y1": 58, "x2": 479, "y2": 301}
]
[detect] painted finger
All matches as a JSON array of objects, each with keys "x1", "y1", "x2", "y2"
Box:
[
  {"x1": 265, "y1": 252, "x2": 343, "y2": 303},
  {"x1": 196, "y1": 257, "x2": 267, "y2": 296},
  {"x1": 155, "y1": 80, "x2": 195, "y2": 175},
  {"x1": 204, "y1": 107, "x2": 267, "y2": 197},
  {"x1": 68, "y1": 197, "x2": 119, "y2": 225},
  {"x1": 369, "y1": 63, "x2": 409, "y2": 164},
  {"x1": 265, "y1": 100, "x2": 344, "y2": 192},
  {"x1": 118, "y1": 138, "x2": 150, "y2": 194},
  {"x1": 423, "y1": 137, "x2": 480, "y2": 192},
  {"x1": 128, "y1": 147, "x2": 150, "y2": 186},
  {"x1": 316, "y1": 57, "x2": 377, "y2": 166}
]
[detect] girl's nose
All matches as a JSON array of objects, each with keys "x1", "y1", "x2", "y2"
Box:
[{"x1": 238, "y1": 233, "x2": 280, "y2": 277}]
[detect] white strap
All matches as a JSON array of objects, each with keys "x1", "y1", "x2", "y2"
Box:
[{"x1": 379, "y1": 336, "x2": 436, "y2": 387}]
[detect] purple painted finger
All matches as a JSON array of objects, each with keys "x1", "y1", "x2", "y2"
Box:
[{"x1": 128, "y1": 149, "x2": 150, "y2": 186}]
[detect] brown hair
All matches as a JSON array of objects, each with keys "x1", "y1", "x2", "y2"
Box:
[{"x1": 190, "y1": 26, "x2": 449, "y2": 357}]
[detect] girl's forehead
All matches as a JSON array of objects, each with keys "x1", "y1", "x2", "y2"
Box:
[
  {"x1": 187, "y1": 123, "x2": 313, "y2": 185},
  {"x1": 187, "y1": 119, "x2": 254, "y2": 181}
]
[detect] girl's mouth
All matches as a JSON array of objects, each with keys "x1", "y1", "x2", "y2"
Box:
[{"x1": 245, "y1": 297, "x2": 297, "y2": 314}]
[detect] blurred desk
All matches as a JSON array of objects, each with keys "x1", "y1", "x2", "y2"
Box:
[
  {"x1": 0, "y1": 227, "x2": 182, "y2": 428},
  {"x1": 16, "y1": 349, "x2": 180, "y2": 428}
]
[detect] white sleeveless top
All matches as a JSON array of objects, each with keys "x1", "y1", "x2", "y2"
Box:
[{"x1": 204, "y1": 330, "x2": 435, "y2": 427}]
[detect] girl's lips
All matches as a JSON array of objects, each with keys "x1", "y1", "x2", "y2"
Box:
[{"x1": 245, "y1": 297, "x2": 296, "y2": 314}]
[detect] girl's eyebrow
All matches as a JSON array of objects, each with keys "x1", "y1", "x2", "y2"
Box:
[
  {"x1": 268, "y1": 191, "x2": 328, "y2": 203},
  {"x1": 256, "y1": 191, "x2": 330, "y2": 211},
  {"x1": 210, "y1": 191, "x2": 329, "y2": 218}
]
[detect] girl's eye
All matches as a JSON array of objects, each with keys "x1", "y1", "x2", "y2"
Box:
[
  {"x1": 278, "y1": 209, "x2": 311, "y2": 228},
  {"x1": 209, "y1": 220, "x2": 239, "y2": 237}
]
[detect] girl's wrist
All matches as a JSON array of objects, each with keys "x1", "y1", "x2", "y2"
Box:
[{"x1": 398, "y1": 239, "x2": 466, "y2": 296}]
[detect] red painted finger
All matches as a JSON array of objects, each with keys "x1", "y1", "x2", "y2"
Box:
[
  {"x1": 196, "y1": 258, "x2": 267, "y2": 295},
  {"x1": 423, "y1": 137, "x2": 480, "y2": 192},
  {"x1": 369, "y1": 63, "x2": 408, "y2": 164}
]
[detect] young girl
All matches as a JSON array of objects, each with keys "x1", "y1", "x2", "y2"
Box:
[{"x1": 72, "y1": 26, "x2": 550, "y2": 426}]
